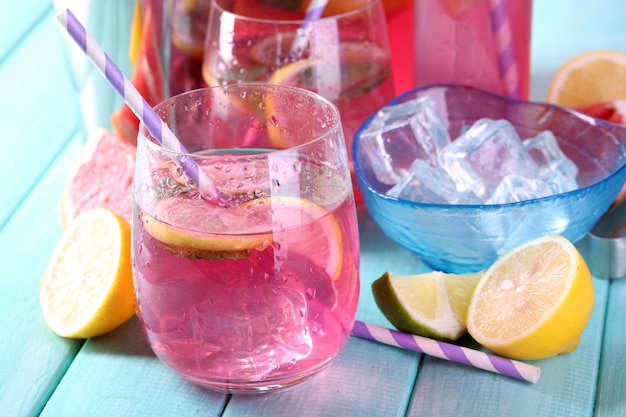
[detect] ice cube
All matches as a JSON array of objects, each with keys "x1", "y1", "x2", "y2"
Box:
[
  {"x1": 190, "y1": 284, "x2": 312, "y2": 379},
  {"x1": 439, "y1": 118, "x2": 539, "y2": 201},
  {"x1": 523, "y1": 130, "x2": 579, "y2": 194},
  {"x1": 487, "y1": 175, "x2": 554, "y2": 204},
  {"x1": 359, "y1": 95, "x2": 451, "y2": 185},
  {"x1": 387, "y1": 159, "x2": 481, "y2": 204}
]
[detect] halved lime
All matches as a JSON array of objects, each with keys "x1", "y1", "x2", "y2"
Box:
[{"x1": 372, "y1": 270, "x2": 483, "y2": 341}]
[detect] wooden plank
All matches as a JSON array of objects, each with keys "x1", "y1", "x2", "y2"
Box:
[
  {"x1": 356, "y1": 209, "x2": 428, "y2": 326},
  {"x1": 0, "y1": 137, "x2": 83, "y2": 417},
  {"x1": 0, "y1": 9, "x2": 78, "y2": 226},
  {"x1": 0, "y1": 0, "x2": 50, "y2": 62},
  {"x1": 595, "y1": 279, "x2": 626, "y2": 417},
  {"x1": 40, "y1": 317, "x2": 229, "y2": 417},
  {"x1": 224, "y1": 338, "x2": 418, "y2": 417},
  {"x1": 407, "y1": 278, "x2": 607, "y2": 417}
]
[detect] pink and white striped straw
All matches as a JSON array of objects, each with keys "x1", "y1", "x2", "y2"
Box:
[
  {"x1": 57, "y1": 9, "x2": 220, "y2": 202},
  {"x1": 288, "y1": 0, "x2": 329, "y2": 60},
  {"x1": 352, "y1": 321, "x2": 540, "y2": 383},
  {"x1": 489, "y1": 0, "x2": 521, "y2": 99}
]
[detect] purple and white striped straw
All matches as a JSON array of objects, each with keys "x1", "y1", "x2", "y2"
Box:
[
  {"x1": 57, "y1": 9, "x2": 219, "y2": 201},
  {"x1": 352, "y1": 321, "x2": 540, "y2": 383},
  {"x1": 489, "y1": 0, "x2": 521, "y2": 99},
  {"x1": 288, "y1": 0, "x2": 329, "y2": 60}
]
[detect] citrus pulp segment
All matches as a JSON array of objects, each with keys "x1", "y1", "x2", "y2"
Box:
[
  {"x1": 372, "y1": 270, "x2": 483, "y2": 341},
  {"x1": 142, "y1": 196, "x2": 274, "y2": 254},
  {"x1": 466, "y1": 234, "x2": 594, "y2": 360},
  {"x1": 60, "y1": 128, "x2": 135, "y2": 230},
  {"x1": 40, "y1": 208, "x2": 135, "y2": 338},
  {"x1": 243, "y1": 196, "x2": 345, "y2": 281},
  {"x1": 546, "y1": 49, "x2": 626, "y2": 107}
]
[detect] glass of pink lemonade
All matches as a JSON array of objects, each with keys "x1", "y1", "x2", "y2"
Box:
[
  {"x1": 131, "y1": 83, "x2": 360, "y2": 393},
  {"x1": 201, "y1": 0, "x2": 396, "y2": 200},
  {"x1": 414, "y1": 0, "x2": 532, "y2": 99}
]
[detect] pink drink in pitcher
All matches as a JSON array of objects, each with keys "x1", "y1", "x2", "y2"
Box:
[
  {"x1": 414, "y1": 0, "x2": 532, "y2": 99},
  {"x1": 131, "y1": 85, "x2": 360, "y2": 392}
]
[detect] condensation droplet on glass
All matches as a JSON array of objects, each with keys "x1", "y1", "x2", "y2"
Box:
[{"x1": 305, "y1": 287, "x2": 316, "y2": 300}]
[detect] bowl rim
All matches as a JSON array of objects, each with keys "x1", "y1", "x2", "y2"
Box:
[{"x1": 353, "y1": 83, "x2": 626, "y2": 210}]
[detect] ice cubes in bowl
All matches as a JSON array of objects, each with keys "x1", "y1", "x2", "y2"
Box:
[{"x1": 353, "y1": 84, "x2": 626, "y2": 273}]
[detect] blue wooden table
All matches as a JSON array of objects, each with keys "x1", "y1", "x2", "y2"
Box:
[{"x1": 2, "y1": 1, "x2": 625, "y2": 416}]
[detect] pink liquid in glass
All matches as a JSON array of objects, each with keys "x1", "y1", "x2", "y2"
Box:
[
  {"x1": 414, "y1": 0, "x2": 532, "y2": 99},
  {"x1": 132, "y1": 155, "x2": 360, "y2": 392}
]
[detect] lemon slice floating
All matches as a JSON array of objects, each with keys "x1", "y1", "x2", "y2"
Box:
[
  {"x1": 372, "y1": 270, "x2": 483, "y2": 341},
  {"x1": 257, "y1": 196, "x2": 344, "y2": 281},
  {"x1": 142, "y1": 197, "x2": 274, "y2": 259},
  {"x1": 40, "y1": 208, "x2": 135, "y2": 338},
  {"x1": 467, "y1": 234, "x2": 594, "y2": 360},
  {"x1": 143, "y1": 195, "x2": 344, "y2": 280}
]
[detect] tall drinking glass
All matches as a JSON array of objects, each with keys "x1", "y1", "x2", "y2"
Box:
[
  {"x1": 132, "y1": 84, "x2": 360, "y2": 392},
  {"x1": 201, "y1": 0, "x2": 395, "y2": 167}
]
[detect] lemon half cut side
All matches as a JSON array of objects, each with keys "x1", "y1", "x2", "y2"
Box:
[
  {"x1": 40, "y1": 208, "x2": 135, "y2": 339},
  {"x1": 466, "y1": 234, "x2": 594, "y2": 360}
]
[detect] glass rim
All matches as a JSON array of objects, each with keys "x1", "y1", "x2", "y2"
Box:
[
  {"x1": 138, "y1": 83, "x2": 343, "y2": 159},
  {"x1": 211, "y1": 0, "x2": 383, "y2": 25}
]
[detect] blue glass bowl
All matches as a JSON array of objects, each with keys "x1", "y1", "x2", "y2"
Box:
[{"x1": 353, "y1": 84, "x2": 626, "y2": 273}]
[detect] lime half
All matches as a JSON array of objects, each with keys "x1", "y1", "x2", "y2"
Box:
[{"x1": 372, "y1": 270, "x2": 483, "y2": 341}]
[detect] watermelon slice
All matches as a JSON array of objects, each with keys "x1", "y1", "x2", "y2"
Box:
[
  {"x1": 111, "y1": 5, "x2": 165, "y2": 145},
  {"x1": 60, "y1": 128, "x2": 136, "y2": 229}
]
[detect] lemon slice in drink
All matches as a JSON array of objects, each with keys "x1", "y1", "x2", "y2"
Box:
[
  {"x1": 40, "y1": 208, "x2": 135, "y2": 338},
  {"x1": 263, "y1": 40, "x2": 390, "y2": 148},
  {"x1": 142, "y1": 196, "x2": 274, "y2": 259},
  {"x1": 243, "y1": 196, "x2": 345, "y2": 281},
  {"x1": 143, "y1": 195, "x2": 344, "y2": 277},
  {"x1": 467, "y1": 234, "x2": 594, "y2": 360},
  {"x1": 372, "y1": 270, "x2": 483, "y2": 341}
]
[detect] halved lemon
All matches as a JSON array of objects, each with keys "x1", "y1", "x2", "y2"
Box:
[
  {"x1": 546, "y1": 49, "x2": 626, "y2": 107},
  {"x1": 467, "y1": 234, "x2": 594, "y2": 360},
  {"x1": 372, "y1": 270, "x2": 483, "y2": 341},
  {"x1": 40, "y1": 208, "x2": 135, "y2": 338}
]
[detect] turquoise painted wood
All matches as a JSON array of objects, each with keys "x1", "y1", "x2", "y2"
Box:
[
  {"x1": 0, "y1": 0, "x2": 51, "y2": 61},
  {"x1": 0, "y1": 137, "x2": 83, "y2": 416},
  {"x1": 2, "y1": 1, "x2": 626, "y2": 416},
  {"x1": 596, "y1": 279, "x2": 626, "y2": 417},
  {"x1": 530, "y1": 0, "x2": 626, "y2": 101},
  {"x1": 0, "y1": 9, "x2": 78, "y2": 226}
]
